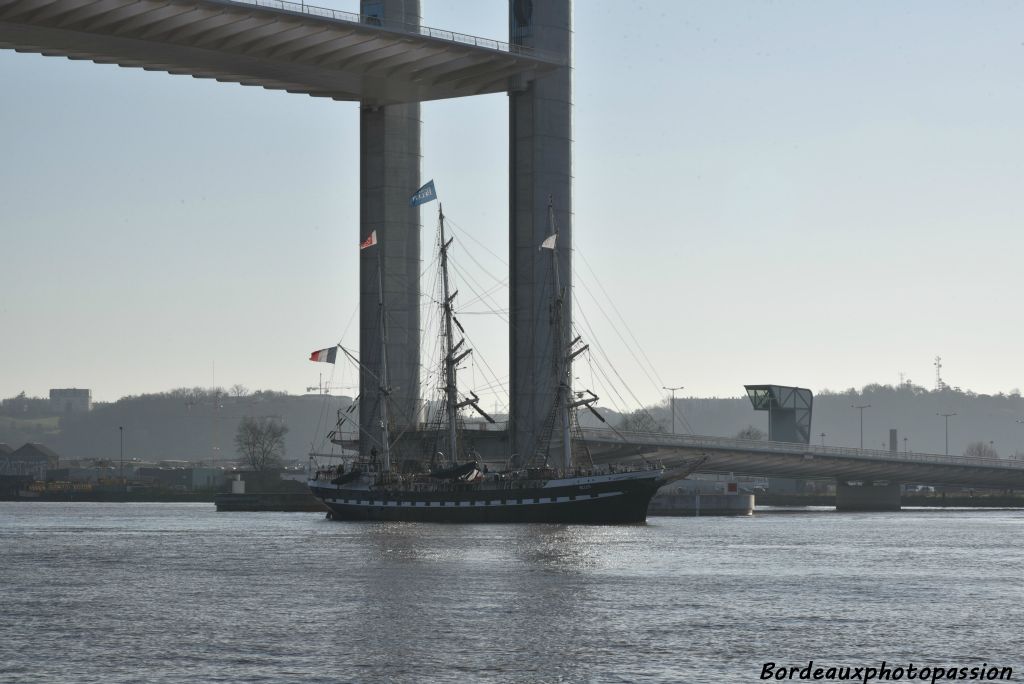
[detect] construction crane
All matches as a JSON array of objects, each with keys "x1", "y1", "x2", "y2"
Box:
[{"x1": 306, "y1": 373, "x2": 355, "y2": 396}]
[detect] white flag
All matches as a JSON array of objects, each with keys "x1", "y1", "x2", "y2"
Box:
[{"x1": 539, "y1": 234, "x2": 557, "y2": 250}]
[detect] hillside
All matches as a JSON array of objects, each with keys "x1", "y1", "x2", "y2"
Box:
[
  {"x1": 2, "y1": 383, "x2": 1021, "y2": 462},
  {"x1": 0, "y1": 389, "x2": 354, "y2": 464},
  {"x1": 628, "y1": 383, "x2": 1024, "y2": 457}
]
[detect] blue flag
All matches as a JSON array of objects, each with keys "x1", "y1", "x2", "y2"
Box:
[{"x1": 410, "y1": 180, "x2": 437, "y2": 206}]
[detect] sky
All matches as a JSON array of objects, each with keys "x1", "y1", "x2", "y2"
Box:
[{"x1": 2, "y1": 1, "x2": 1024, "y2": 413}]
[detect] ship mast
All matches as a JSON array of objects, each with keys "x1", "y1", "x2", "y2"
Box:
[
  {"x1": 547, "y1": 198, "x2": 572, "y2": 472},
  {"x1": 439, "y1": 205, "x2": 459, "y2": 465},
  {"x1": 376, "y1": 248, "x2": 391, "y2": 473}
]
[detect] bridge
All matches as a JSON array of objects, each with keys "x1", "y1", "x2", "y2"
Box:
[
  {"x1": 387, "y1": 422, "x2": 1024, "y2": 511},
  {"x1": 0, "y1": 0, "x2": 559, "y2": 102},
  {"x1": 577, "y1": 428, "x2": 1024, "y2": 510},
  {"x1": 1, "y1": 0, "x2": 575, "y2": 465},
  {"x1": 10, "y1": 3, "x2": 1013, "y2": 512}
]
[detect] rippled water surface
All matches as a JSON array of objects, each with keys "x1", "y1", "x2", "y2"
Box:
[{"x1": 1, "y1": 503, "x2": 1022, "y2": 683}]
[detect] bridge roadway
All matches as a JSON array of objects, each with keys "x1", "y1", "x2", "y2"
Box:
[
  {"x1": 398, "y1": 425, "x2": 1024, "y2": 489},
  {"x1": 577, "y1": 428, "x2": 1024, "y2": 489},
  {"x1": 0, "y1": 0, "x2": 559, "y2": 103}
]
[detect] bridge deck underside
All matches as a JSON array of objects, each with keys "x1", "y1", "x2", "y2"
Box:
[{"x1": 0, "y1": 0, "x2": 557, "y2": 104}]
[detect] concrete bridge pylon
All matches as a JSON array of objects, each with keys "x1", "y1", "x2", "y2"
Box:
[
  {"x1": 358, "y1": 0, "x2": 422, "y2": 456},
  {"x1": 835, "y1": 481, "x2": 903, "y2": 512},
  {"x1": 508, "y1": 0, "x2": 573, "y2": 466}
]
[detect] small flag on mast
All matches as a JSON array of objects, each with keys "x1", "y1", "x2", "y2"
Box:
[
  {"x1": 539, "y1": 234, "x2": 557, "y2": 250},
  {"x1": 409, "y1": 180, "x2": 437, "y2": 206},
  {"x1": 360, "y1": 230, "x2": 377, "y2": 250},
  {"x1": 309, "y1": 347, "x2": 338, "y2": 364}
]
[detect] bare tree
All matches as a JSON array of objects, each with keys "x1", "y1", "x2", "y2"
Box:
[
  {"x1": 619, "y1": 409, "x2": 666, "y2": 433},
  {"x1": 735, "y1": 426, "x2": 766, "y2": 441},
  {"x1": 964, "y1": 441, "x2": 999, "y2": 459},
  {"x1": 229, "y1": 384, "x2": 249, "y2": 398},
  {"x1": 234, "y1": 416, "x2": 288, "y2": 471}
]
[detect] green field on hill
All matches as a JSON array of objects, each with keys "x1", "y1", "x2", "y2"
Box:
[{"x1": 0, "y1": 415, "x2": 60, "y2": 431}]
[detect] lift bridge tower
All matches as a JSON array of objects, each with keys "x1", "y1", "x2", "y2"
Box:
[
  {"x1": 0, "y1": 0, "x2": 572, "y2": 462},
  {"x1": 507, "y1": 0, "x2": 573, "y2": 466},
  {"x1": 356, "y1": 0, "x2": 572, "y2": 463}
]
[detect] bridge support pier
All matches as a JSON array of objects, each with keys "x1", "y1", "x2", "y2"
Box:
[
  {"x1": 835, "y1": 480, "x2": 901, "y2": 512},
  {"x1": 508, "y1": 0, "x2": 573, "y2": 466},
  {"x1": 357, "y1": 0, "x2": 422, "y2": 456}
]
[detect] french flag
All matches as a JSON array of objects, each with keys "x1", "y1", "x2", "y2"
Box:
[{"x1": 309, "y1": 347, "x2": 338, "y2": 364}]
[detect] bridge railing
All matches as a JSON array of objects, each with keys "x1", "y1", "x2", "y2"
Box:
[
  {"x1": 578, "y1": 427, "x2": 1024, "y2": 471},
  {"x1": 224, "y1": 0, "x2": 563, "y2": 62}
]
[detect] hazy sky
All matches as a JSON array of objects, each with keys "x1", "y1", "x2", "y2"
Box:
[{"x1": 3, "y1": 1, "x2": 1024, "y2": 413}]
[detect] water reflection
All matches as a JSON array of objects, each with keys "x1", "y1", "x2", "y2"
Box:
[{"x1": 2, "y1": 504, "x2": 1022, "y2": 683}]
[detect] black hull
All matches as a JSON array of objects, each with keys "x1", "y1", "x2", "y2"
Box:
[{"x1": 309, "y1": 476, "x2": 663, "y2": 524}]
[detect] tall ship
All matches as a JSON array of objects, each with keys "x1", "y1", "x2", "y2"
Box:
[{"x1": 308, "y1": 189, "x2": 697, "y2": 523}]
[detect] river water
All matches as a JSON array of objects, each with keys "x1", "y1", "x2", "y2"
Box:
[{"x1": 1, "y1": 503, "x2": 1021, "y2": 683}]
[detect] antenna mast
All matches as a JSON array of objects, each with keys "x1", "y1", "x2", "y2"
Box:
[{"x1": 934, "y1": 356, "x2": 944, "y2": 391}]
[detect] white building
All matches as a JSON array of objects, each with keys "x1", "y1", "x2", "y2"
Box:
[{"x1": 49, "y1": 388, "x2": 92, "y2": 414}]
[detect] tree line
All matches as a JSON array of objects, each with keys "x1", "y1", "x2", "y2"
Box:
[{"x1": 2, "y1": 380, "x2": 1021, "y2": 462}]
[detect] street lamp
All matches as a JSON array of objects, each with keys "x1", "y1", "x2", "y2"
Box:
[
  {"x1": 851, "y1": 403, "x2": 871, "y2": 449},
  {"x1": 820, "y1": 432, "x2": 826, "y2": 446},
  {"x1": 937, "y1": 412, "x2": 956, "y2": 455},
  {"x1": 662, "y1": 385, "x2": 684, "y2": 435}
]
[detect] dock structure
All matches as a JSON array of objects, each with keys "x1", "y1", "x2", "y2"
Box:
[{"x1": 1, "y1": 0, "x2": 573, "y2": 461}]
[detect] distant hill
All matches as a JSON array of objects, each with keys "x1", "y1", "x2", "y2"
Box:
[
  {"x1": 0, "y1": 389, "x2": 354, "y2": 464},
  {"x1": 609, "y1": 383, "x2": 1024, "y2": 458},
  {"x1": 2, "y1": 383, "x2": 1021, "y2": 462}
]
